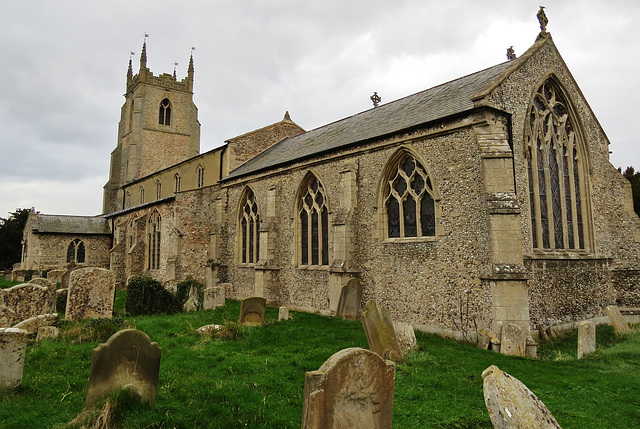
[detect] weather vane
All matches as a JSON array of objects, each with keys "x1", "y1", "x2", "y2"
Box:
[
  {"x1": 370, "y1": 92, "x2": 381, "y2": 108},
  {"x1": 173, "y1": 61, "x2": 179, "y2": 78}
]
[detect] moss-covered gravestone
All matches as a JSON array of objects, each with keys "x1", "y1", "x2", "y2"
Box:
[
  {"x1": 302, "y1": 347, "x2": 395, "y2": 429},
  {"x1": 361, "y1": 300, "x2": 402, "y2": 362},
  {"x1": 85, "y1": 329, "x2": 161, "y2": 408}
]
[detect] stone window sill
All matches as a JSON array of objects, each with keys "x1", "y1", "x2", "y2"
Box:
[
  {"x1": 383, "y1": 236, "x2": 439, "y2": 244},
  {"x1": 296, "y1": 265, "x2": 330, "y2": 271},
  {"x1": 524, "y1": 249, "x2": 598, "y2": 260}
]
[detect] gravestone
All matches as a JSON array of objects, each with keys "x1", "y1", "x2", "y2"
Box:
[
  {"x1": 239, "y1": 297, "x2": 266, "y2": 326},
  {"x1": 29, "y1": 277, "x2": 55, "y2": 294},
  {"x1": 0, "y1": 328, "x2": 29, "y2": 389},
  {"x1": 66, "y1": 268, "x2": 116, "y2": 321},
  {"x1": 302, "y1": 347, "x2": 395, "y2": 429},
  {"x1": 36, "y1": 326, "x2": 60, "y2": 342},
  {"x1": 85, "y1": 329, "x2": 162, "y2": 408},
  {"x1": 361, "y1": 300, "x2": 402, "y2": 361},
  {"x1": 13, "y1": 313, "x2": 58, "y2": 334},
  {"x1": 203, "y1": 286, "x2": 225, "y2": 310},
  {"x1": 278, "y1": 306, "x2": 290, "y2": 321},
  {"x1": 605, "y1": 305, "x2": 631, "y2": 334},
  {"x1": 336, "y1": 279, "x2": 362, "y2": 320},
  {"x1": 47, "y1": 269, "x2": 66, "y2": 287},
  {"x1": 577, "y1": 320, "x2": 596, "y2": 359},
  {"x1": 183, "y1": 285, "x2": 202, "y2": 312},
  {"x1": 393, "y1": 322, "x2": 418, "y2": 356},
  {"x1": 0, "y1": 306, "x2": 18, "y2": 328},
  {"x1": 1, "y1": 283, "x2": 54, "y2": 322},
  {"x1": 482, "y1": 365, "x2": 561, "y2": 428},
  {"x1": 500, "y1": 323, "x2": 527, "y2": 357}
]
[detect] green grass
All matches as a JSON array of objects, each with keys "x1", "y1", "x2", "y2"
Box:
[
  {"x1": 0, "y1": 277, "x2": 21, "y2": 288},
  {"x1": 0, "y1": 297, "x2": 638, "y2": 428}
]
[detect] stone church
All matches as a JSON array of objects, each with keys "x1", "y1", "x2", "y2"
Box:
[{"x1": 19, "y1": 14, "x2": 640, "y2": 340}]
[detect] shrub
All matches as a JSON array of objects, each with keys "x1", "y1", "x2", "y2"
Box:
[
  {"x1": 125, "y1": 276, "x2": 180, "y2": 315},
  {"x1": 176, "y1": 279, "x2": 205, "y2": 311}
]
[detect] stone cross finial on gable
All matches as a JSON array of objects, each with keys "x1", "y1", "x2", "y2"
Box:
[
  {"x1": 370, "y1": 92, "x2": 381, "y2": 108},
  {"x1": 537, "y1": 6, "x2": 548, "y2": 33},
  {"x1": 507, "y1": 46, "x2": 516, "y2": 60}
]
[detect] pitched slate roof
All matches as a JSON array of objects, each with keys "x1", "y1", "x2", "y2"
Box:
[
  {"x1": 34, "y1": 214, "x2": 110, "y2": 235},
  {"x1": 225, "y1": 59, "x2": 515, "y2": 181}
]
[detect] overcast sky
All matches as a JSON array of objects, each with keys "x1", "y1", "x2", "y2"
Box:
[{"x1": 0, "y1": 0, "x2": 638, "y2": 219}]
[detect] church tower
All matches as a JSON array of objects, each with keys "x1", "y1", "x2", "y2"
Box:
[{"x1": 103, "y1": 42, "x2": 201, "y2": 214}]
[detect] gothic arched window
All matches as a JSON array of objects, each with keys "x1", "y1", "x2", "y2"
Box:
[
  {"x1": 298, "y1": 174, "x2": 329, "y2": 266},
  {"x1": 383, "y1": 152, "x2": 436, "y2": 238},
  {"x1": 197, "y1": 164, "x2": 205, "y2": 188},
  {"x1": 159, "y1": 98, "x2": 171, "y2": 126},
  {"x1": 147, "y1": 210, "x2": 161, "y2": 269},
  {"x1": 239, "y1": 188, "x2": 260, "y2": 264},
  {"x1": 66, "y1": 239, "x2": 85, "y2": 263},
  {"x1": 174, "y1": 173, "x2": 181, "y2": 193},
  {"x1": 140, "y1": 186, "x2": 145, "y2": 205},
  {"x1": 526, "y1": 78, "x2": 589, "y2": 251}
]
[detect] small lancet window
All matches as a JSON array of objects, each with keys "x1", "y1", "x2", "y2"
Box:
[
  {"x1": 197, "y1": 164, "x2": 205, "y2": 188},
  {"x1": 384, "y1": 153, "x2": 435, "y2": 238},
  {"x1": 140, "y1": 186, "x2": 145, "y2": 204},
  {"x1": 159, "y1": 98, "x2": 171, "y2": 126},
  {"x1": 299, "y1": 175, "x2": 329, "y2": 266},
  {"x1": 174, "y1": 173, "x2": 181, "y2": 193},
  {"x1": 156, "y1": 180, "x2": 162, "y2": 200}
]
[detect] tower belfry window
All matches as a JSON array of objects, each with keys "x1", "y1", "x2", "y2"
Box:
[{"x1": 159, "y1": 98, "x2": 171, "y2": 126}]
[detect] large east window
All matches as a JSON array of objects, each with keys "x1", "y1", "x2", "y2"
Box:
[{"x1": 526, "y1": 78, "x2": 589, "y2": 251}]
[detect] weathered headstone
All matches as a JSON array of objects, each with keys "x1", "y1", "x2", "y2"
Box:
[
  {"x1": 482, "y1": 365, "x2": 561, "y2": 428},
  {"x1": 85, "y1": 329, "x2": 162, "y2": 408},
  {"x1": 13, "y1": 313, "x2": 58, "y2": 334},
  {"x1": 393, "y1": 322, "x2": 418, "y2": 356},
  {"x1": 302, "y1": 347, "x2": 395, "y2": 429},
  {"x1": 577, "y1": 320, "x2": 596, "y2": 359},
  {"x1": 361, "y1": 300, "x2": 402, "y2": 361},
  {"x1": 278, "y1": 306, "x2": 290, "y2": 321},
  {"x1": 500, "y1": 323, "x2": 527, "y2": 357},
  {"x1": 0, "y1": 283, "x2": 54, "y2": 322},
  {"x1": 29, "y1": 277, "x2": 55, "y2": 293},
  {"x1": 183, "y1": 285, "x2": 202, "y2": 312},
  {"x1": 36, "y1": 326, "x2": 60, "y2": 342},
  {"x1": 0, "y1": 328, "x2": 29, "y2": 389},
  {"x1": 66, "y1": 268, "x2": 116, "y2": 321},
  {"x1": 203, "y1": 286, "x2": 225, "y2": 310},
  {"x1": 336, "y1": 279, "x2": 362, "y2": 320},
  {"x1": 0, "y1": 306, "x2": 18, "y2": 328},
  {"x1": 239, "y1": 297, "x2": 266, "y2": 326},
  {"x1": 47, "y1": 269, "x2": 66, "y2": 287},
  {"x1": 605, "y1": 305, "x2": 631, "y2": 334}
]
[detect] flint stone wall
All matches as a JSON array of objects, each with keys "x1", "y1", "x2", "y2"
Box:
[
  {"x1": 66, "y1": 268, "x2": 115, "y2": 321},
  {"x1": 0, "y1": 283, "x2": 54, "y2": 321}
]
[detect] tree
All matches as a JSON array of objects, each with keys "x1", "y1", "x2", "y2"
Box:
[
  {"x1": 0, "y1": 208, "x2": 31, "y2": 270},
  {"x1": 620, "y1": 166, "x2": 640, "y2": 217}
]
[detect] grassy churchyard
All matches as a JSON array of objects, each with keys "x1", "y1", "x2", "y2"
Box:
[{"x1": 0, "y1": 291, "x2": 639, "y2": 428}]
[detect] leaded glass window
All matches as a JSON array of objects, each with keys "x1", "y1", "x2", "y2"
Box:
[
  {"x1": 240, "y1": 189, "x2": 260, "y2": 263},
  {"x1": 384, "y1": 153, "x2": 435, "y2": 238},
  {"x1": 159, "y1": 98, "x2": 171, "y2": 126},
  {"x1": 147, "y1": 210, "x2": 161, "y2": 269},
  {"x1": 66, "y1": 239, "x2": 85, "y2": 264},
  {"x1": 526, "y1": 78, "x2": 586, "y2": 251},
  {"x1": 299, "y1": 176, "x2": 329, "y2": 265},
  {"x1": 197, "y1": 164, "x2": 205, "y2": 188}
]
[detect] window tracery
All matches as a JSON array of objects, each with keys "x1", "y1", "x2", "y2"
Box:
[
  {"x1": 147, "y1": 210, "x2": 161, "y2": 269},
  {"x1": 383, "y1": 153, "x2": 435, "y2": 238},
  {"x1": 239, "y1": 189, "x2": 260, "y2": 264},
  {"x1": 159, "y1": 98, "x2": 171, "y2": 126},
  {"x1": 299, "y1": 175, "x2": 329, "y2": 265},
  {"x1": 174, "y1": 173, "x2": 181, "y2": 193},
  {"x1": 526, "y1": 78, "x2": 587, "y2": 251},
  {"x1": 197, "y1": 164, "x2": 205, "y2": 188},
  {"x1": 66, "y1": 239, "x2": 85, "y2": 264}
]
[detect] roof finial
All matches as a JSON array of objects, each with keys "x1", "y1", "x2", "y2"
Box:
[
  {"x1": 140, "y1": 33, "x2": 149, "y2": 71},
  {"x1": 127, "y1": 51, "x2": 134, "y2": 85},
  {"x1": 537, "y1": 6, "x2": 548, "y2": 34},
  {"x1": 370, "y1": 91, "x2": 381, "y2": 108},
  {"x1": 188, "y1": 46, "x2": 195, "y2": 81},
  {"x1": 283, "y1": 111, "x2": 291, "y2": 121},
  {"x1": 506, "y1": 46, "x2": 516, "y2": 61}
]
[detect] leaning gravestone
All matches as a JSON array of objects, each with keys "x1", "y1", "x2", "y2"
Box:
[
  {"x1": 500, "y1": 323, "x2": 527, "y2": 357},
  {"x1": 336, "y1": 278, "x2": 362, "y2": 320},
  {"x1": 13, "y1": 313, "x2": 58, "y2": 335},
  {"x1": 605, "y1": 305, "x2": 631, "y2": 334},
  {"x1": 482, "y1": 365, "x2": 561, "y2": 428},
  {"x1": 361, "y1": 300, "x2": 402, "y2": 362},
  {"x1": 393, "y1": 322, "x2": 418, "y2": 356},
  {"x1": 577, "y1": 320, "x2": 596, "y2": 359},
  {"x1": 66, "y1": 268, "x2": 115, "y2": 321},
  {"x1": 1, "y1": 283, "x2": 54, "y2": 322},
  {"x1": 239, "y1": 297, "x2": 266, "y2": 326},
  {"x1": 203, "y1": 286, "x2": 225, "y2": 310},
  {"x1": 0, "y1": 328, "x2": 29, "y2": 389},
  {"x1": 85, "y1": 329, "x2": 162, "y2": 408},
  {"x1": 302, "y1": 347, "x2": 395, "y2": 429}
]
